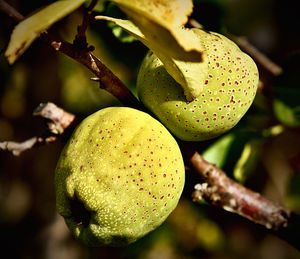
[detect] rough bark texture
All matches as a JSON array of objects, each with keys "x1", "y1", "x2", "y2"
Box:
[{"x1": 190, "y1": 152, "x2": 290, "y2": 231}]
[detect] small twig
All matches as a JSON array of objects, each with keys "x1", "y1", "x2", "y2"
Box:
[
  {"x1": 46, "y1": 35, "x2": 142, "y2": 109},
  {"x1": 0, "y1": 135, "x2": 58, "y2": 156},
  {"x1": 73, "y1": 0, "x2": 98, "y2": 50},
  {"x1": 230, "y1": 35, "x2": 283, "y2": 77},
  {"x1": 0, "y1": 103, "x2": 75, "y2": 156},
  {"x1": 0, "y1": 137, "x2": 42, "y2": 156},
  {"x1": 0, "y1": 0, "x2": 23, "y2": 22},
  {"x1": 187, "y1": 19, "x2": 282, "y2": 77}
]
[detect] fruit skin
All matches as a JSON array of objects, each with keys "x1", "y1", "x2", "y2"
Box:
[
  {"x1": 137, "y1": 29, "x2": 259, "y2": 141},
  {"x1": 55, "y1": 107, "x2": 185, "y2": 247}
]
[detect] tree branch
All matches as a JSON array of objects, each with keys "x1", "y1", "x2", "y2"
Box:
[
  {"x1": 0, "y1": 137, "x2": 48, "y2": 156},
  {"x1": 0, "y1": 0, "x2": 23, "y2": 22},
  {"x1": 190, "y1": 152, "x2": 290, "y2": 230},
  {"x1": 0, "y1": 0, "x2": 142, "y2": 110},
  {"x1": 0, "y1": 103, "x2": 75, "y2": 156},
  {"x1": 188, "y1": 151, "x2": 300, "y2": 250},
  {"x1": 73, "y1": 0, "x2": 98, "y2": 50},
  {"x1": 44, "y1": 33, "x2": 143, "y2": 109},
  {"x1": 229, "y1": 35, "x2": 283, "y2": 77}
]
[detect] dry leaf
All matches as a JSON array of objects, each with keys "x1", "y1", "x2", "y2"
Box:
[{"x1": 5, "y1": 0, "x2": 86, "y2": 64}]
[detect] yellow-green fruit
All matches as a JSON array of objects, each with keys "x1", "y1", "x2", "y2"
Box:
[
  {"x1": 55, "y1": 107, "x2": 185, "y2": 247},
  {"x1": 137, "y1": 29, "x2": 259, "y2": 141}
]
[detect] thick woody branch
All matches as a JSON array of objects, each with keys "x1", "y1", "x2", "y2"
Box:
[
  {"x1": 190, "y1": 152, "x2": 290, "y2": 230},
  {"x1": 189, "y1": 151, "x2": 300, "y2": 250}
]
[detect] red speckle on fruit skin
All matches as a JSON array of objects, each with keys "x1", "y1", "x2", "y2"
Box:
[{"x1": 137, "y1": 30, "x2": 258, "y2": 142}]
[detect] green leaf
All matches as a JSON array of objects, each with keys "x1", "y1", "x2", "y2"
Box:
[
  {"x1": 273, "y1": 99, "x2": 300, "y2": 127},
  {"x1": 96, "y1": 16, "x2": 206, "y2": 101},
  {"x1": 108, "y1": 22, "x2": 137, "y2": 43},
  {"x1": 202, "y1": 134, "x2": 235, "y2": 168},
  {"x1": 85, "y1": 0, "x2": 107, "y2": 12},
  {"x1": 5, "y1": 0, "x2": 86, "y2": 64},
  {"x1": 201, "y1": 129, "x2": 262, "y2": 177},
  {"x1": 96, "y1": 0, "x2": 206, "y2": 101},
  {"x1": 104, "y1": 3, "x2": 137, "y2": 43},
  {"x1": 273, "y1": 52, "x2": 300, "y2": 127},
  {"x1": 233, "y1": 140, "x2": 261, "y2": 183},
  {"x1": 285, "y1": 174, "x2": 300, "y2": 211}
]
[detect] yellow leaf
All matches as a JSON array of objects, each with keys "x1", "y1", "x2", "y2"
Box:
[
  {"x1": 109, "y1": 0, "x2": 202, "y2": 57},
  {"x1": 96, "y1": 16, "x2": 206, "y2": 101},
  {"x1": 111, "y1": 0, "x2": 193, "y2": 27},
  {"x1": 5, "y1": 0, "x2": 86, "y2": 64}
]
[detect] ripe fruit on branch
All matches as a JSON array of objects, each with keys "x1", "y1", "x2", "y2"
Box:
[
  {"x1": 137, "y1": 29, "x2": 259, "y2": 141},
  {"x1": 55, "y1": 107, "x2": 185, "y2": 246}
]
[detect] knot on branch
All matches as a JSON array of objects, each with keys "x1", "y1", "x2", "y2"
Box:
[{"x1": 33, "y1": 102, "x2": 75, "y2": 134}]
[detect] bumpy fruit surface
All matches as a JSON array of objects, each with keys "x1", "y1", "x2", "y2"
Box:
[
  {"x1": 55, "y1": 107, "x2": 185, "y2": 247},
  {"x1": 137, "y1": 29, "x2": 259, "y2": 141}
]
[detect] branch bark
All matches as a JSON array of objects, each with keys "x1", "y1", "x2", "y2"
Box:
[
  {"x1": 0, "y1": 103, "x2": 75, "y2": 156},
  {"x1": 188, "y1": 151, "x2": 300, "y2": 250},
  {"x1": 0, "y1": 0, "x2": 142, "y2": 110},
  {"x1": 190, "y1": 152, "x2": 290, "y2": 230}
]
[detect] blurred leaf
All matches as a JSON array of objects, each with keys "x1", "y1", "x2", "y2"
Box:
[
  {"x1": 168, "y1": 199, "x2": 225, "y2": 252},
  {"x1": 195, "y1": 219, "x2": 224, "y2": 252},
  {"x1": 273, "y1": 98, "x2": 300, "y2": 127},
  {"x1": 202, "y1": 133, "x2": 235, "y2": 168},
  {"x1": 273, "y1": 52, "x2": 300, "y2": 127},
  {"x1": 233, "y1": 139, "x2": 261, "y2": 183},
  {"x1": 5, "y1": 0, "x2": 86, "y2": 64},
  {"x1": 108, "y1": 22, "x2": 138, "y2": 43},
  {"x1": 104, "y1": 3, "x2": 137, "y2": 43},
  {"x1": 125, "y1": 224, "x2": 177, "y2": 259},
  {"x1": 1, "y1": 64, "x2": 27, "y2": 119},
  {"x1": 201, "y1": 129, "x2": 262, "y2": 179},
  {"x1": 96, "y1": 0, "x2": 207, "y2": 101},
  {"x1": 85, "y1": 0, "x2": 107, "y2": 12},
  {"x1": 262, "y1": 124, "x2": 285, "y2": 137},
  {"x1": 59, "y1": 54, "x2": 119, "y2": 114},
  {"x1": 285, "y1": 174, "x2": 300, "y2": 212}
]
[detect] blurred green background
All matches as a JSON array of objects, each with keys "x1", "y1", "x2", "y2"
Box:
[{"x1": 1, "y1": 0, "x2": 300, "y2": 258}]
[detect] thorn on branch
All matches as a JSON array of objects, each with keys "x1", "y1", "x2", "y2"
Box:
[{"x1": 90, "y1": 77, "x2": 101, "y2": 82}]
